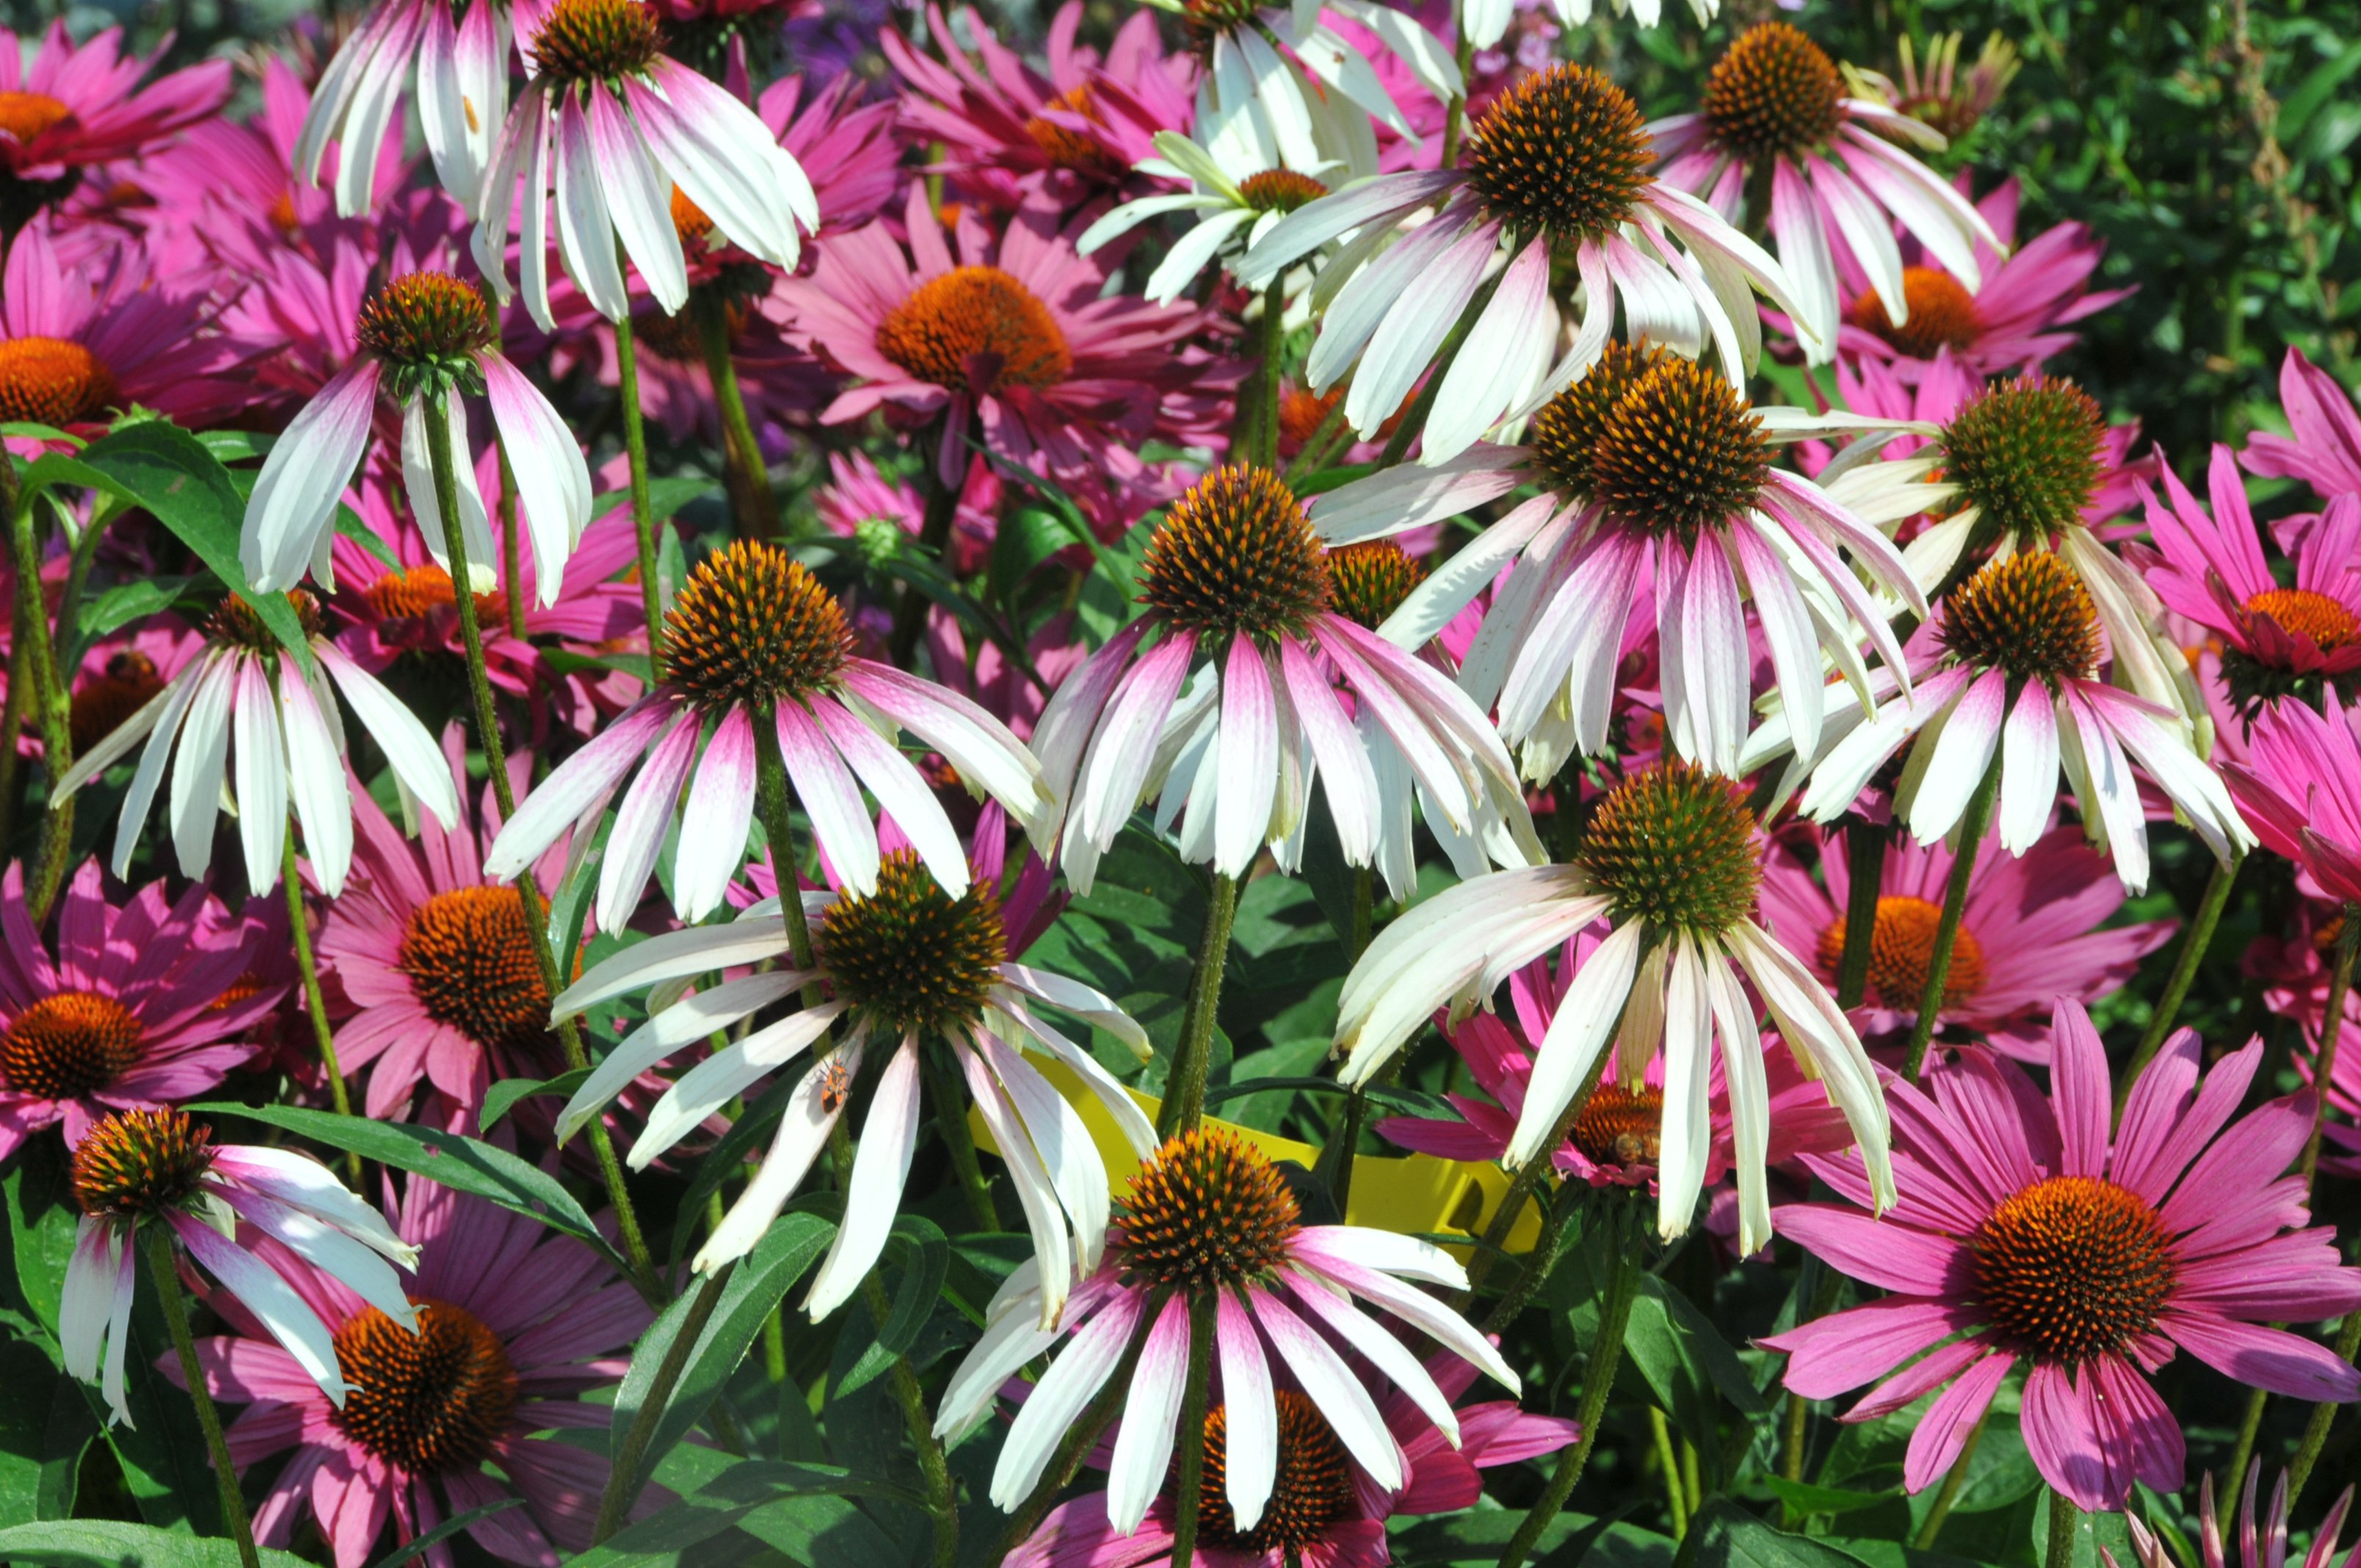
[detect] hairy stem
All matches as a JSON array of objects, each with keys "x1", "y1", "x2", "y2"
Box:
[
  {"x1": 2118, "y1": 852, "x2": 2244, "y2": 1113},
  {"x1": 1835, "y1": 819, "x2": 1887, "y2": 1010},
  {"x1": 1493, "y1": 1211, "x2": 1644, "y2": 1568},
  {"x1": 925, "y1": 1047, "x2": 997, "y2": 1231},
  {"x1": 2286, "y1": 1304, "x2": 2361, "y2": 1503},
  {"x1": 611, "y1": 310, "x2": 667, "y2": 682},
  {"x1": 1903, "y1": 760, "x2": 2001, "y2": 1084},
  {"x1": 496, "y1": 437, "x2": 529, "y2": 640},
  {"x1": 1457, "y1": 1042, "x2": 1613, "y2": 1307},
  {"x1": 11, "y1": 493, "x2": 71, "y2": 922},
  {"x1": 592, "y1": 1263, "x2": 735, "y2": 1544},
  {"x1": 147, "y1": 1225, "x2": 261, "y2": 1568},
  {"x1": 2044, "y1": 1492, "x2": 2081, "y2": 1568},
  {"x1": 423, "y1": 390, "x2": 659, "y2": 1299},
  {"x1": 1159, "y1": 871, "x2": 1239, "y2": 1139},
  {"x1": 694, "y1": 287, "x2": 780, "y2": 539},
  {"x1": 280, "y1": 827, "x2": 360, "y2": 1183},
  {"x1": 1165, "y1": 1296, "x2": 1218, "y2": 1567}
]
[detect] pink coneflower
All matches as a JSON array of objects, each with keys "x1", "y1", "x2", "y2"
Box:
[
  {"x1": 0, "y1": 862, "x2": 284, "y2": 1161},
  {"x1": 1778, "y1": 551, "x2": 2249, "y2": 894},
  {"x1": 1758, "y1": 822, "x2": 2172, "y2": 1061},
  {"x1": 2144, "y1": 443, "x2": 2361, "y2": 709},
  {"x1": 1029, "y1": 467, "x2": 1538, "y2": 896},
  {"x1": 0, "y1": 216, "x2": 255, "y2": 449},
  {"x1": 316, "y1": 733, "x2": 575, "y2": 1119},
  {"x1": 64, "y1": 1106, "x2": 420, "y2": 1429},
  {"x1": 2244, "y1": 347, "x2": 2361, "y2": 505},
  {"x1": 172, "y1": 1177, "x2": 653, "y2": 1567},
  {"x1": 813, "y1": 449, "x2": 1001, "y2": 578},
  {"x1": 1764, "y1": 1000, "x2": 2361, "y2": 1512},
  {"x1": 241, "y1": 269, "x2": 592, "y2": 607},
  {"x1": 471, "y1": 0, "x2": 816, "y2": 329},
  {"x1": 486, "y1": 539, "x2": 1053, "y2": 930},
  {"x1": 885, "y1": 3, "x2": 1192, "y2": 213},
  {"x1": 0, "y1": 23, "x2": 229, "y2": 194},
  {"x1": 1311, "y1": 344, "x2": 1923, "y2": 780},
  {"x1": 781, "y1": 186, "x2": 1236, "y2": 489},
  {"x1": 2110, "y1": 1463, "x2": 2360, "y2": 1568},
  {"x1": 552, "y1": 830, "x2": 1150, "y2": 1312},
  {"x1": 2221, "y1": 689, "x2": 2361, "y2": 907},
  {"x1": 1238, "y1": 62, "x2": 1804, "y2": 462},
  {"x1": 1332, "y1": 761, "x2": 1893, "y2": 1253},
  {"x1": 937, "y1": 1127, "x2": 1517, "y2": 1535},
  {"x1": 1651, "y1": 23, "x2": 2003, "y2": 363},
  {"x1": 1788, "y1": 177, "x2": 2125, "y2": 382},
  {"x1": 51, "y1": 589, "x2": 462, "y2": 898},
  {"x1": 1376, "y1": 932, "x2": 1852, "y2": 1194},
  {"x1": 1010, "y1": 1343, "x2": 1576, "y2": 1568}
]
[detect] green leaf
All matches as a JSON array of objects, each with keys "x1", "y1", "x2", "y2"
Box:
[
  {"x1": 363, "y1": 1501, "x2": 523, "y2": 1568},
  {"x1": 833, "y1": 1216, "x2": 947, "y2": 1400},
  {"x1": 0, "y1": 1339, "x2": 89, "y2": 1526},
  {"x1": 336, "y1": 504, "x2": 402, "y2": 571},
  {"x1": 2, "y1": 423, "x2": 80, "y2": 448},
  {"x1": 610, "y1": 1212, "x2": 835, "y2": 1498},
  {"x1": 18, "y1": 423, "x2": 315, "y2": 675},
  {"x1": 186, "y1": 1102, "x2": 618, "y2": 1269},
  {"x1": 1689, "y1": 1498, "x2": 1878, "y2": 1568},
  {"x1": 543, "y1": 646, "x2": 657, "y2": 686},
  {"x1": 1758, "y1": 1477, "x2": 1891, "y2": 1518},
  {"x1": 1197, "y1": 1075, "x2": 1457, "y2": 1119},
  {"x1": 666, "y1": 1073, "x2": 799, "y2": 1274},
  {"x1": 0, "y1": 1521, "x2": 315, "y2": 1567},
  {"x1": 593, "y1": 475, "x2": 719, "y2": 525},
  {"x1": 1622, "y1": 1274, "x2": 1771, "y2": 1481},
  {"x1": 481, "y1": 1068, "x2": 592, "y2": 1130},
  {"x1": 2280, "y1": 38, "x2": 2361, "y2": 144},
  {"x1": 567, "y1": 1455, "x2": 921, "y2": 1568},
  {"x1": 65, "y1": 576, "x2": 199, "y2": 666},
  {"x1": 195, "y1": 431, "x2": 270, "y2": 463}
]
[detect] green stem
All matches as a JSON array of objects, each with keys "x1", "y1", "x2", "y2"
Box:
[
  {"x1": 1165, "y1": 1296, "x2": 1218, "y2": 1567},
  {"x1": 2299, "y1": 904, "x2": 2360, "y2": 1184},
  {"x1": 888, "y1": 417, "x2": 967, "y2": 669},
  {"x1": 693, "y1": 287, "x2": 780, "y2": 539},
  {"x1": 12, "y1": 493, "x2": 71, "y2": 922},
  {"x1": 1323, "y1": 868, "x2": 1380, "y2": 1211},
  {"x1": 2044, "y1": 1492, "x2": 2081, "y2": 1568},
  {"x1": 1902, "y1": 759, "x2": 2001, "y2": 1084},
  {"x1": 1158, "y1": 871, "x2": 1239, "y2": 1139},
  {"x1": 1439, "y1": 29, "x2": 1474, "y2": 169},
  {"x1": 1912, "y1": 1406, "x2": 1989, "y2": 1548},
  {"x1": 1835, "y1": 819, "x2": 1887, "y2": 1010},
  {"x1": 1493, "y1": 1211, "x2": 1644, "y2": 1568},
  {"x1": 0, "y1": 631, "x2": 27, "y2": 850},
  {"x1": 146, "y1": 1225, "x2": 261, "y2": 1568},
  {"x1": 2117, "y1": 852, "x2": 2244, "y2": 1114},
  {"x1": 421, "y1": 390, "x2": 660, "y2": 1299},
  {"x1": 1237, "y1": 280, "x2": 1288, "y2": 470},
  {"x1": 2226, "y1": 1383, "x2": 2268, "y2": 1503},
  {"x1": 747, "y1": 719, "x2": 821, "y2": 987},
  {"x1": 1480, "y1": 1171, "x2": 1584, "y2": 1335},
  {"x1": 1780, "y1": 1266, "x2": 1841, "y2": 1487},
  {"x1": 862, "y1": 1263, "x2": 960, "y2": 1566},
  {"x1": 611, "y1": 310, "x2": 666, "y2": 682},
  {"x1": 925, "y1": 1047, "x2": 996, "y2": 1231},
  {"x1": 1650, "y1": 1406, "x2": 1687, "y2": 1536},
  {"x1": 1458, "y1": 1042, "x2": 1613, "y2": 1306},
  {"x1": 2286, "y1": 1304, "x2": 2361, "y2": 1504},
  {"x1": 592, "y1": 1262, "x2": 735, "y2": 1544},
  {"x1": 280, "y1": 827, "x2": 361, "y2": 1184}
]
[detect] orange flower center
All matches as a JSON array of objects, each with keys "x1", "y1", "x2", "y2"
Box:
[
  {"x1": 1848, "y1": 267, "x2": 1982, "y2": 359},
  {"x1": 1237, "y1": 169, "x2": 1329, "y2": 214},
  {"x1": 71, "y1": 1107, "x2": 214, "y2": 1219},
  {"x1": 1196, "y1": 1392, "x2": 1356, "y2": 1553},
  {"x1": 1023, "y1": 85, "x2": 1116, "y2": 172},
  {"x1": 670, "y1": 184, "x2": 714, "y2": 247},
  {"x1": 1816, "y1": 894, "x2": 1987, "y2": 1011},
  {"x1": 1702, "y1": 22, "x2": 1845, "y2": 161},
  {"x1": 333, "y1": 1296, "x2": 519, "y2": 1474},
  {"x1": 1972, "y1": 1175, "x2": 2176, "y2": 1365},
  {"x1": 0, "y1": 336, "x2": 117, "y2": 427},
  {"x1": 1116, "y1": 1128, "x2": 1301, "y2": 1291},
  {"x1": 875, "y1": 266, "x2": 1073, "y2": 396},
  {"x1": 0, "y1": 92, "x2": 73, "y2": 145},
  {"x1": 2244, "y1": 587, "x2": 2359, "y2": 653},
  {"x1": 1, "y1": 991, "x2": 145, "y2": 1102},
  {"x1": 360, "y1": 563, "x2": 511, "y2": 629},
  {"x1": 1571, "y1": 1082, "x2": 1664, "y2": 1168},
  {"x1": 531, "y1": 0, "x2": 661, "y2": 83},
  {"x1": 70, "y1": 650, "x2": 164, "y2": 755},
  {"x1": 397, "y1": 887, "x2": 552, "y2": 1053}
]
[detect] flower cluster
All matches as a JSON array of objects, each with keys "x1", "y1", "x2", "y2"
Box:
[{"x1": 1, "y1": 6, "x2": 2358, "y2": 1568}]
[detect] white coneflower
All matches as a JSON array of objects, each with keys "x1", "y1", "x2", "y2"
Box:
[
  {"x1": 50, "y1": 592, "x2": 460, "y2": 898},
  {"x1": 240, "y1": 270, "x2": 591, "y2": 603},
  {"x1": 62, "y1": 1107, "x2": 421, "y2": 1426},
  {"x1": 551, "y1": 850, "x2": 1150, "y2": 1324},
  {"x1": 297, "y1": 0, "x2": 513, "y2": 214},
  {"x1": 1333, "y1": 761, "x2": 1894, "y2": 1253},
  {"x1": 1236, "y1": 63, "x2": 1808, "y2": 464}
]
